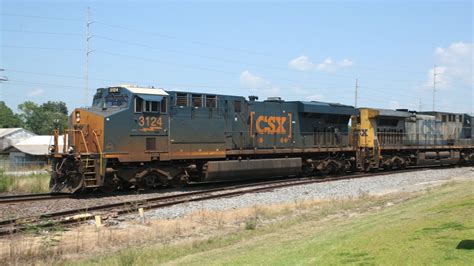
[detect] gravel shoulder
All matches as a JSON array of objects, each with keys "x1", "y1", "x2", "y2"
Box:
[{"x1": 138, "y1": 167, "x2": 474, "y2": 220}]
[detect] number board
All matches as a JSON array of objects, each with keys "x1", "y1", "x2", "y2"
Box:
[
  {"x1": 108, "y1": 87, "x2": 121, "y2": 93},
  {"x1": 138, "y1": 115, "x2": 163, "y2": 132}
]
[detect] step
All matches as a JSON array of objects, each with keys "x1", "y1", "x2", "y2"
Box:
[
  {"x1": 84, "y1": 172, "x2": 96, "y2": 175},
  {"x1": 84, "y1": 184, "x2": 100, "y2": 188}
]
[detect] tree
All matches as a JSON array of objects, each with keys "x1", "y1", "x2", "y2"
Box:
[
  {"x1": 0, "y1": 101, "x2": 23, "y2": 128},
  {"x1": 18, "y1": 101, "x2": 68, "y2": 135}
]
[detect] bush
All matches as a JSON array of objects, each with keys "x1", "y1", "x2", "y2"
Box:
[
  {"x1": 0, "y1": 173, "x2": 50, "y2": 193},
  {"x1": 245, "y1": 218, "x2": 257, "y2": 230}
]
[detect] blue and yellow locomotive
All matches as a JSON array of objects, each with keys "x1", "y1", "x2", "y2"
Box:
[{"x1": 50, "y1": 85, "x2": 473, "y2": 193}]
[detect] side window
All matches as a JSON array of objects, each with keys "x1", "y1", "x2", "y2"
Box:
[
  {"x1": 135, "y1": 97, "x2": 143, "y2": 113},
  {"x1": 192, "y1": 94, "x2": 203, "y2": 107},
  {"x1": 234, "y1": 100, "x2": 241, "y2": 113},
  {"x1": 161, "y1": 97, "x2": 167, "y2": 113},
  {"x1": 176, "y1": 93, "x2": 188, "y2": 107},
  {"x1": 459, "y1": 115, "x2": 463, "y2": 122},
  {"x1": 442, "y1": 115, "x2": 447, "y2": 122},
  {"x1": 206, "y1": 95, "x2": 217, "y2": 108},
  {"x1": 144, "y1": 101, "x2": 159, "y2": 113}
]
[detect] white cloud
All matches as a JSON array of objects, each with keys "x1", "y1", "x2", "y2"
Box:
[
  {"x1": 288, "y1": 56, "x2": 354, "y2": 72},
  {"x1": 316, "y1": 57, "x2": 354, "y2": 72},
  {"x1": 240, "y1": 70, "x2": 271, "y2": 89},
  {"x1": 27, "y1": 88, "x2": 44, "y2": 97},
  {"x1": 435, "y1": 42, "x2": 471, "y2": 64},
  {"x1": 423, "y1": 42, "x2": 473, "y2": 90},
  {"x1": 289, "y1": 56, "x2": 315, "y2": 71},
  {"x1": 317, "y1": 58, "x2": 335, "y2": 72},
  {"x1": 339, "y1": 59, "x2": 354, "y2": 67}
]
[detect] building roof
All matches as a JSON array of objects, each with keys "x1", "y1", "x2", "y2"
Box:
[
  {"x1": 0, "y1": 128, "x2": 23, "y2": 138},
  {"x1": 13, "y1": 135, "x2": 64, "y2": 156}
]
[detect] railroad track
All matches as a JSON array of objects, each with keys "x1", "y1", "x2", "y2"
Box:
[
  {"x1": 0, "y1": 193, "x2": 71, "y2": 204},
  {"x1": 0, "y1": 166, "x2": 447, "y2": 236}
]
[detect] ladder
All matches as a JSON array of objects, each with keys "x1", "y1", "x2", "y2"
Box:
[{"x1": 81, "y1": 155, "x2": 100, "y2": 188}]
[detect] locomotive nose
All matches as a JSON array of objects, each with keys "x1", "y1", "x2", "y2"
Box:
[{"x1": 68, "y1": 108, "x2": 105, "y2": 154}]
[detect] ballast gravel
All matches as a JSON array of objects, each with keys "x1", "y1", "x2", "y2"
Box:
[
  {"x1": 1, "y1": 167, "x2": 472, "y2": 222},
  {"x1": 138, "y1": 167, "x2": 474, "y2": 220}
]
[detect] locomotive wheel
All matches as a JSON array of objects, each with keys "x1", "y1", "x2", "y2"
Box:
[
  {"x1": 302, "y1": 165, "x2": 314, "y2": 177},
  {"x1": 171, "y1": 173, "x2": 189, "y2": 188},
  {"x1": 101, "y1": 175, "x2": 118, "y2": 193}
]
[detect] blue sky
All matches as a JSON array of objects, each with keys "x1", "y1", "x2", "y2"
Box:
[{"x1": 1, "y1": 0, "x2": 472, "y2": 114}]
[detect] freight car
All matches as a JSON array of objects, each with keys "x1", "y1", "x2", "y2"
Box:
[{"x1": 49, "y1": 85, "x2": 474, "y2": 193}]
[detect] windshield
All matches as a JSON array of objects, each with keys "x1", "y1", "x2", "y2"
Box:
[
  {"x1": 105, "y1": 94, "x2": 129, "y2": 107},
  {"x1": 93, "y1": 93, "x2": 129, "y2": 108}
]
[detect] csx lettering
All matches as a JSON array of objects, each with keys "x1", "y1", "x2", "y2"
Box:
[{"x1": 256, "y1": 116, "x2": 287, "y2": 134}]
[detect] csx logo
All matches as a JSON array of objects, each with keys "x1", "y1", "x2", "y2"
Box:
[{"x1": 255, "y1": 115, "x2": 287, "y2": 134}]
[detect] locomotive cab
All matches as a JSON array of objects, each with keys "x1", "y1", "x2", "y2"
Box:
[{"x1": 50, "y1": 85, "x2": 170, "y2": 193}]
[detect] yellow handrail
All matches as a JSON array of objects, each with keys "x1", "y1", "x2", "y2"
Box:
[{"x1": 93, "y1": 130, "x2": 103, "y2": 176}]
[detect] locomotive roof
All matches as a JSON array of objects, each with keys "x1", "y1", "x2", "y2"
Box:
[
  {"x1": 297, "y1": 101, "x2": 356, "y2": 115},
  {"x1": 117, "y1": 85, "x2": 168, "y2": 96}
]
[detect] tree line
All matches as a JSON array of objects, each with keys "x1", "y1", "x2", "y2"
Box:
[{"x1": 0, "y1": 101, "x2": 69, "y2": 135}]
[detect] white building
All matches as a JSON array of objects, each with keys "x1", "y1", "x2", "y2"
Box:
[
  {"x1": 3, "y1": 135, "x2": 64, "y2": 165},
  {"x1": 0, "y1": 128, "x2": 36, "y2": 151}
]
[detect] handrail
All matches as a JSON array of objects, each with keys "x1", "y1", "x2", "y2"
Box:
[
  {"x1": 93, "y1": 130, "x2": 103, "y2": 176},
  {"x1": 78, "y1": 130, "x2": 90, "y2": 154}
]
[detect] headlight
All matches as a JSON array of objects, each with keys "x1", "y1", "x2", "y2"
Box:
[{"x1": 75, "y1": 111, "x2": 81, "y2": 122}]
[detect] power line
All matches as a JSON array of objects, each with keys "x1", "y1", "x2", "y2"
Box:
[
  {"x1": 1, "y1": 13, "x2": 82, "y2": 21},
  {"x1": 3, "y1": 67, "x2": 439, "y2": 101},
  {"x1": 2, "y1": 26, "x2": 431, "y2": 84},
  {"x1": 4, "y1": 75, "x2": 353, "y2": 94},
  {"x1": 4, "y1": 12, "x2": 464, "y2": 77},
  {"x1": 1, "y1": 45, "x2": 83, "y2": 51},
  {"x1": 1, "y1": 29, "x2": 83, "y2": 36},
  {"x1": 4, "y1": 27, "x2": 431, "y2": 78},
  {"x1": 94, "y1": 21, "x2": 274, "y2": 58}
]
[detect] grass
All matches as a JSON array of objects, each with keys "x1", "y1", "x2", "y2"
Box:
[
  {"x1": 0, "y1": 172, "x2": 50, "y2": 193},
  {"x1": 71, "y1": 180, "x2": 473, "y2": 265}
]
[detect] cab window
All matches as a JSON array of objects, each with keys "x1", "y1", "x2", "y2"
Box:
[
  {"x1": 144, "y1": 101, "x2": 159, "y2": 113},
  {"x1": 135, "y1": 97, "x2": 143, "y2": 113},
  {"x1": 161, "y1": 98, "x2": 167, "y2": 113},
  {"x1": 136, "y1": 96, "x2": 167, "y2": 113}
]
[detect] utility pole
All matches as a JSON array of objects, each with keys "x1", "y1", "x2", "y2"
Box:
[
  {"x1": 84, "y1": 6, "x2": 93, "y2": 107},
  {"x1": 354, "y1": 78, "x2": 359, "y2": 108},
  {"x1": 0, "y1": 69, "x2": 7, "y2": 101},
  {"x1": 432, "y1": 64, "x2": 437, "y2": 111}
]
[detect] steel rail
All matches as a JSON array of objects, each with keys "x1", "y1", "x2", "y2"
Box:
[
  {"x1": 0, "y1": 193, "x2": 71, "y2": 204},
  {"x1": 0, "y1": 165, "x2": 454, "y2": 236}
]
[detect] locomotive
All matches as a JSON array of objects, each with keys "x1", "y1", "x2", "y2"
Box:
[{"x1": 49, "y1": 85, "x2": 474, "y2": 193}]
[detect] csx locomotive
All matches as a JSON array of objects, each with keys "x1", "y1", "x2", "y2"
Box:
[{"x1": 50, "y1": 85, "x2": 474, "y2": 193}]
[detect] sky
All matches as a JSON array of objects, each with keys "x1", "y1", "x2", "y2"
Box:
[{"x1": 0, "y1": 0, "x2": 473, "y2": 114}]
